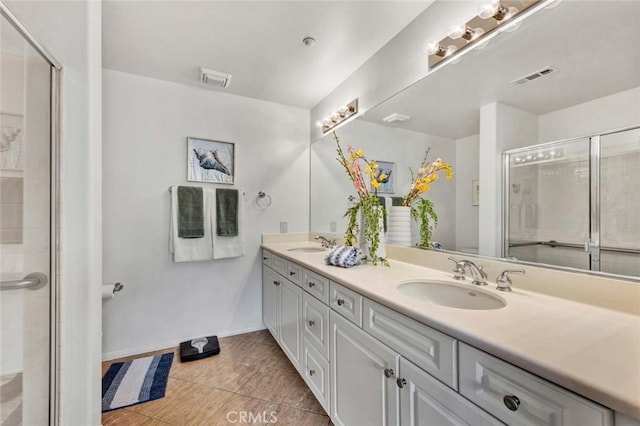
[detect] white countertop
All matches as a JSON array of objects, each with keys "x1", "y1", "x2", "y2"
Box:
[{"x1": 262, "y1": 241, "x2": 640, "y2": 420}]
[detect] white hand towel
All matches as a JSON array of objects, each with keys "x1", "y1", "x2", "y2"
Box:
[
  {"x1": 169, "y1": 186, "x2": 214, "y2": 262},
  {"x1": 209, "y1": 188, "x2": 245, "y2": 259}
]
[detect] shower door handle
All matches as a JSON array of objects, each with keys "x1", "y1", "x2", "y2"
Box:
[{"x1": 0, "y1": 272, "x2": 48, "y2": 291}]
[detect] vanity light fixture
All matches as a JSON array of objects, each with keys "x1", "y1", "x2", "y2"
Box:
[
  {"x1": 448, "y1": 24, "x2": 485, "y2": 41},
  {"x1": 425, "y1": 0, "x2": 545, "y2": 70},
  {"x1": 478, "y1": 0, "x2": 519, "y2": 21},
  {"x1": 317, "y1": 99, "x2": 358, "y2": 134}
]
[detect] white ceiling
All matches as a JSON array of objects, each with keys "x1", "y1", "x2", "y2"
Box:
[
  {"x1": 102, "y1": 1, "x2": 431, "y2": 109},
  {"x1": 362, "y1": 0, "x2": 640, "y2": 139}
]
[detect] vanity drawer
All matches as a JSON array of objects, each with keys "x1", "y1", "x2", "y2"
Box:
[
  {"x1": 459, "y1": 343, "x2": 613, "y2": 426},
  {"x1": 302, "y1": 268, "x2": 330, "y2": 304},
  {"x1": 270, "y1": 253, "x2": 288, "y2": 277},
  {"x1": 363, "y1": 299, "x2": 457, "y2": 389},
  {"x1": 303, "y1": 292, "x2": 330, "y2": 359},
  {"x1": 302, "y1": 337, "x2": 330, "y2": 413},
  {"x1": 287, "y1": 262, "x2": 303, "y2": 286},
  {"x1": 330, "y1": 281, "x2": 363, "y2": 327},
  {"x1": 262, "y1": 250, "x2": 272, "y2": 268}
]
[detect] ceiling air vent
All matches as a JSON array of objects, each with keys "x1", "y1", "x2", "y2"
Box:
[
  {"x1": 382, "y1": 113, "x2": 411, "y2": 123},
  {"x1": 511, "y1": 67, "x2": 557, "y2": 86},
  {"x1": 200, "y1": 68, "x2": 232, "y2": 88}
]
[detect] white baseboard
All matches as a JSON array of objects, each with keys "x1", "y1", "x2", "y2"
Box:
[{"x1": 102, "y1": 325, "x2": 267, "y2": 362}]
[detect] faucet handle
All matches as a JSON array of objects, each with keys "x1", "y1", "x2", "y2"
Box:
[
  {"x1": 496, "y1": 269, "x2": 525, "y2": 292},
  {"x1": 448, "y1": 257, "x2": 466, "y2": 280}
]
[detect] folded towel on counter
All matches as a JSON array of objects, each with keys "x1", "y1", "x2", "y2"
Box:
[
  {"x1": 325, "y1": 245, "x2": 364, "y2": 268},
  {"x1": 169, "y1": 187, "x2": 213, "y2": 262},
  {"x1": 216, "y1": 188, "x2": 239, "y2": 236},
  {"x1": 177, "y1": 186, "x2": 204, "y2": 238},
  {"x1": 212, "y1": 188, "x2": 244, "y2": 259}
]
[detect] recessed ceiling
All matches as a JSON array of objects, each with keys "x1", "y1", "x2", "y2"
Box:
[
  {"x1": 362, "y1": 0, "x2": 640, "y2": 139},
  {"x1": 102, "y1": 1, "x2": 432, "y2": 109}
]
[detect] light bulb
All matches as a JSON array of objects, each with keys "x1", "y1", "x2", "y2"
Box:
[
  {"x1": 424, "y1": 41, "x2": 442, "y2": 56},
  {"x1": 478, "y1": 0, "x2": 500, "y2": 19},
  {"x1": 314, "y1": 121, "x2": 323, "y2": 128},
  {"x1": 448, "y1": 23, "x2": 466, "y2": 40},
  {"x1": 445, "y1": 45, "x2": 458, "y2": 57}
]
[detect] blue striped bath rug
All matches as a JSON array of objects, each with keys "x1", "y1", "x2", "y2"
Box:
[{"x1": 102, "y1": 352, "x2": 173, "y2": 412}]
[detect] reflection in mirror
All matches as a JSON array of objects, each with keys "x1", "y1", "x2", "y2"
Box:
[{"x1": 310, "y1": 0, "x2": 640, "y2": 278}]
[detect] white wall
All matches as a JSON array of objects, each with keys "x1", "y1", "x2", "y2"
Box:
[
  {"x1": 310, "y1": 119, "x2": 456, "y2": 249},
  {"x1": 539, "y1": 86, "x2": 640, "y2": 142},
  {"x1": 310, "y1": 1, "x2": 482, "y2": 140},
  {"x1": 479, "y1": 103, "x2": 538, "y2": 257},
  {"x1": 455, "y1": 134, "x2": 479, "y2": 253},
  {"x1": 102, "y1": 70, "x2": 310, "y2": 358},
  {"x1": 5, "y1": 1, "x2": 103, "y2": 424}
]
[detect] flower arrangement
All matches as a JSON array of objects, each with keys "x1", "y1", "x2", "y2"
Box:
[
  {"x1": 401, "y1": 148, "x2": 453, "y2": 248},
  {"x1": 334, "y1": 131, "x2": 388, "y2": 265}
]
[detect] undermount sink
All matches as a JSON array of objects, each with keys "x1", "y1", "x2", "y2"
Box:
[
  {"x1": 287, "y1": 247, "x2": 326, "y2": 253},
  {"x1": 397, "y1": 280, "x2": 506, "y2": 310}
]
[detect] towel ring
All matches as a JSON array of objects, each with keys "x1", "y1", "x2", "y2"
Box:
[{"x1": 256, "y1": 191, "x2": 272, "y2": 209}]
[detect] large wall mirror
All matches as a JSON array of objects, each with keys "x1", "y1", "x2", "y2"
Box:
[{"x1": 310, "y1": 0, "x2": 640, "y2": 279}]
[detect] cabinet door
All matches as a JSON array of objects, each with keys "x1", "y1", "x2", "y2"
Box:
[
  {"x1": 280, "y1": 279, "x2": 303, "y2": 370},
  {"x1": 262, "y1": 267, "x2": 280, "y2": 341},
  {"x1": 399, "y1": 358, "x2": 503, "y2": 426},
  {"x1": 330, "y1": 311, "x2": 399, "y2": 426}
]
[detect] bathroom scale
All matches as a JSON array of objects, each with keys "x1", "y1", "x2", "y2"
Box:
[{"x1": 179, "y1": 335, "x2": 220, "y2": 362}]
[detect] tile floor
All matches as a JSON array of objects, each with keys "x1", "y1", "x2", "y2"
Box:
[{"x1": 102, "y1": 330, "x2": 331, "y2": 425}]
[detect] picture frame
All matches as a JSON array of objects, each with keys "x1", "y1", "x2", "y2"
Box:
[
  {"x1": 372, "y1": 160, "x2": 394, "y2": 194},
  {"x1": 472, "y1": 180, "x2": 480, "y2": 206},
  {"x1": 187, "y1": 137, "x2": 235, "y2": 184}
]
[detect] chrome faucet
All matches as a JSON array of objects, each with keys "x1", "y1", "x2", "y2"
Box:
[
  {"x1": 448, "y1": 257, "x2": 487, "y2": 285},
  {"x1": 496, "y1": 269, "x2": 525, "y2": 292},
  {"x1": 315, "y1": 235, "x2": 336, "y2": 248}
]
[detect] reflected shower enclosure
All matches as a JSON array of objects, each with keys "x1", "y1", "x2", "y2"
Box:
[{"x1": 503, "y1": 127, "x2": 640, "y2": 278}]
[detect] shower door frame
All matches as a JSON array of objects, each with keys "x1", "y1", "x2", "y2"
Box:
[
  {"x1": 1, "y1": 3, "x2": 62, "y2": 425},
  {"x1": 502, "y1": 124, "x2": 640, "y2": 280}
]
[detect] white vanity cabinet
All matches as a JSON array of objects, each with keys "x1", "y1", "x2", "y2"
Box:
[
  {"x1": 261, "y1": 249, "x2": 618, "y2": 426},
  {"x1": 262, "y1": 267, "x2": 279, "y2": 341},
  {"x1": 262, "y1": 259, "x2": 303, "y2": 371},
  {"x1": 330, "y1": 310, "x2": 400, "y2": 426},
  {"x1": 398, "y1": 357, "x2": 504, "y2": 426}
]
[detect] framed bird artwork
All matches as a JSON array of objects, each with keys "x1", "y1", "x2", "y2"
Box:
[{"x1": 187, "y1": 137, "x2": 235, "y2": 184}]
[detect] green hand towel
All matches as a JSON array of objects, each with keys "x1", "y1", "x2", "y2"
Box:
[
  {"x1": 216, "y1": 188, "x2": 239, "y2": 237},
  {"x1": 178, "y1": 186, "x2": 204, "y2": 238}
]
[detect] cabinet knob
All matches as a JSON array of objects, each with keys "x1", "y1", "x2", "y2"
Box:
[
  {"x1": 308, "y1": 282, "x2": 315, "y2": 288},
  {"x1": 384, "y1": 368, "x2": 394, "y2": 378},
  {"x1": 503, "y1": 395, "x2": 520, "y2": 411},
  {"x1": 309, "y1": 369, "x2": 316, "y2": 376},
  {"x1": 289, "y1": 271, "x2": 296, "y2": 276},
  {"x1": 337, "y1": 299, "x2": 345, "y2": 306},
  {"x1": 396, "y1": 378, "x2": 407, "y2": 389},
  {"x1": 308, "y1": 320, "x2": 315, "y2": 327},
  {"x1": 273, "y1": 280, "x2": 280, "y2": 286}
]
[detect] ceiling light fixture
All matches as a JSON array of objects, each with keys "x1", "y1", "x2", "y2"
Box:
[
  {"x1": 316, "y1": 99, "x2": 358, "y2": 134},
  {"x1": 425, "y1": 0, "x2": 545, "y2": 70},
  {"x1": 302, "y1": 36, "x2": 316, "y2": 47}
]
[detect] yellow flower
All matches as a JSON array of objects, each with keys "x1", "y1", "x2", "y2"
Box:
[
  {"x1": 355, "y1": 148, "x2": 364, "y2": 158},
  {"x1": 369, "y1": 160, "x2": 378, "y2": 169},
  {"x1": 378, "y1": 173, "x2": 388, "y2": 181},
  {"x1": 364, "y1": 165, "x2": 373, "y2": 174},
  {"x1": 371, "y1": 180, "x2": 380, "y2": 189}
]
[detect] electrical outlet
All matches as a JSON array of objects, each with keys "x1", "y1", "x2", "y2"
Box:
[
  {"x1": 330, "y1": 222, "x2": 337, "y2": 233},
  {"x1": 280, "y1": 221, "x2": 288, "y2": 233}
]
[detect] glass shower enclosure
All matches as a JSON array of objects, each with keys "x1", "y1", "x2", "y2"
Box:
[
  {"x1": 1, "y1": 4, "x2": 60, "y2": 425},
  {"x1": 503, "y1": 126, "x2": 640, "y2": 278}
]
